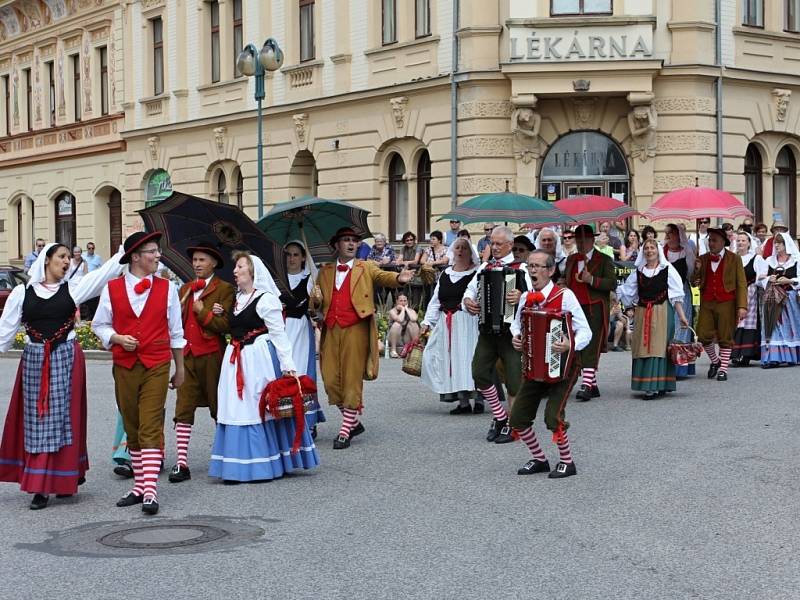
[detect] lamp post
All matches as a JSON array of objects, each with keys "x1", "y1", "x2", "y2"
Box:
[{"x1": 236, "y1": 38, "x2": 284, "y2": 219}]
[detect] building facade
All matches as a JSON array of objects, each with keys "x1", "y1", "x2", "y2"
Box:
[{"x1": 0, "y1": 0, "x2": 799, "y2": 263}]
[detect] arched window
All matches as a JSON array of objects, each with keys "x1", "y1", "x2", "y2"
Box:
[
  {"x1": 388, "y1": 154, "x2": 407, "y2": 242},
  {"x1": 744, "y1": 144, "x2": 762, "y2": 223},
  {"x1": 774, "y1": 147, "x2": 797, "y2": 230},
  {"x1": 416, "y1": 151, "x2": 431, "y2": 239},
  {"x1": 54, "y1": 191, "x2": 76, "y2": 250},
  {"x1": 539, "y1": 131, "x2": 630, "y2": 202},
  {"x1": 216, "y1": 169, "x2": 228, "y2": 203},
  {"x1": 234, "y1": 168, "x2": 244, "y2": 209}
]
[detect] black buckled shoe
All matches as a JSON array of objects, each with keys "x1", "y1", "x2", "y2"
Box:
[
  {"x1": 449, "y1": 404, "x2": 472, "y2": 415},
  {"x1": 116, "y1": 492, "x2": 144, "y2": 507},
  {"x1": 113, "y1": 462, "x2": 134, "y2": 479},
  {"x1": 591, "y1": 385, "x2": 601, "y2": 398},
  {"x1": 548, "y1": 461, "x2": 577, "y2": 479},
  {"x1": 486, "y1": 418, "x2": 505, "y2": 442},
  {"x1": 643, "y1": 391, "x2": 657, "y2": 401},
  {"x1": 716, "y1": 371, "x2": 728, "y2": 381},
  {"x1": 494, "y1": 424, "x2": 515, "y2": 444},
  {"x1": 349, "y1": 423, "x2": 365, "y2": 438},
  {"x1": 472, "y1": 402, "x2": 485, "y2": 414},
  {"x1": 29, "y1": 494, "x2": 49, "y2": 510},
  {"x1": 142, "y1": 498, "x2": 159, "y2": 515},
  {"x1": 707, "y1": 362, "x2": 721, "y2": 379},
  {"x1": 517, "y1": 459, "x2": 551, "y2": 475},
  {"x1": 332, "y1": 435, "x2": 350, "y2": 449},
  {"x1": 575, "y1": 385, "x2": 592, "y2": 402},
  {"x1": 168, "y1": 464, "x2": 191, "y2": 483}
]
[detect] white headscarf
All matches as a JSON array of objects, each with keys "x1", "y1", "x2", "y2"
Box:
[
  {"x1": 735, "y1": 232, "x2": 758, "y2": 264},
  {"x1": 534, "y1": 228, "x2": 563, "y2": 261},
  {"x1": 283, "y1": 239, "x2": 318, "y2": 281},
  {"x1": 663, "y1": 224, "x2": 696, "y2": 280},
  {"x1": 767, "y1": 232, "x2": 800, "y2": 270},
  {"x1": 447, "y1": 238, "x2": 480, "y2": 268},
  {"x1": 636, "y1": 239, "x2": 669, "y2": 271},
  {"x1": 250, "y1": 254, "x2": 283, "y2": 297},
  {"x1": 27, "y1": 242, "x2": 62, "y2": 287}
]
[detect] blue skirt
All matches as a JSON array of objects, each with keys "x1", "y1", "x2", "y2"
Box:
[
  {"x1": 761, "y1": 289, "x2": 800, "y2": 365},
  {"x1": 209, "y1": 419, "x2": 320, "y2": 482},
  {"x1": 674, "y1": 283, "x2": 696, "y2": 377}
]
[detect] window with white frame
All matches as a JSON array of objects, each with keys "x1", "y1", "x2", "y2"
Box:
[
  {"x1": 2, "y1": 75, "x2": 9, "y2": 135},
  {"x1": 210, "y1": 1, "x2": 221, "y2": 83},
  {"x1": 788, "y1": 0, "x2": 800, "y2": 32},
  {"x1": 216, "y1": 169, "x2": 228, "y2": 203},
  {"x1": 46, "y1": 61, "x2": 56, "y2": 126},
  {"x1": 152, "y1": 17, "x2": 164, "y2": 95},
  {"x1": 24, "y1": 68, "x2": 32, "y2": 130},
  {"x1": 743, "y1": 0, "x2": 764, "y2": 26},
  {"x1": 71, "y1": 56, "x2": 81, "y2": 121},
  {"x1": 415, "y1": 0, "x2": 430, "y2": 38},
  {"x1": 98, "y1": 47, "x2": 108, "y2": 115},
  {"x1": 383, "y1": 0, "x2": 397, "y2": 45},
  {"x1": 233, "y1": 0, "x2": 243, "y2": 76},
  {"x1": 300, "y1": 0, "x2": 315, "y2": 62},
  {"x1": 551, "y1": 0, "x2": 612, "y2": 15}
]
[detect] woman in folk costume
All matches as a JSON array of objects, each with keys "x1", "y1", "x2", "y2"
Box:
[
  {"x1": 731, "y1": 232, "x2": 765, "y2": 367},
  {"x1": 758, "y1": 232, "x2": 800, "y2": 368},
  {"x1": 280, "y1": 240, "x2": 326, "y2": 436},
  {"x1": 420, "y1": 238, "x2": 482, "y2": 414},
  {"x1": 663, "y1": 223, "x2": 697, "y2": 378},
  {"x1": 0, "y1": 243, "x2": 124, "y2": 510},
  {"x1": 209, "y1": 251, "x2": 319, "y2": 482},
  {"x1": 619, "y1": 239, "x2": 689, "y2": 400}
]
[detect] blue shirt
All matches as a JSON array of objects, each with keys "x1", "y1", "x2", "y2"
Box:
[
  {"x1": 356, "y1": 242, "x2": 371, "y2": 260},
  {"x1": 368, "y1": 245, "x2": 396, "y2": 263},
  {"x1": 84, "y1": 253, "x2": 103, "y2": 272},
  {"x1": 445, "y1": 230, "x2": 459, "y2": 246},
  {"x1": 477, "y1": 236, "x2": 491, "y2": 254},
  {"x1": 23, "y1": 252, "x2": 38, "y2": 271}
]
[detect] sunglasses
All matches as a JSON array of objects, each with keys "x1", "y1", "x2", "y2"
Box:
[
  {"x1": 512, "y1": 246, "x2": 528, "y2": 252},
  {"x1": 562, "y1": 235, "x2": 574, "y2": 240},
  {"x1": 699, "y1": 220, "x2": 710, "y2": 225}
]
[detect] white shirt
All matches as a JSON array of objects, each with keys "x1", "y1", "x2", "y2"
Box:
[
  {"x1": 618, "y1": 263, "x2": 686, "y2": 307},
  {"x1": 334, "y1": 259, "x2": 355, "y2": 290},
  {"x1": 510, "y1": 281, "x2": 592, "y2": 351},
  {"x1": 577, "y1": 248, "x2": 594, "y2": 274},
  {"x1": 708, "y1": 252, "x2": 724, "y2": 273},
  {"x1": 0, "y1": 250, "x2": 125, "y2": 352},
  {"x1": 91, "y1": 271, "x2": 186, "y2": 350},
  {"x1": 234, "y1": 290, "x2": 296, "y2": 373},
  {"x1": 462, "y1": 252, "x2": 533, "y2": 309}
]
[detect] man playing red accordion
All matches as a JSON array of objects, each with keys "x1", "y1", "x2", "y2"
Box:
[{"x1": 510, "y1": 251, "x2": 591, "y2": 478}]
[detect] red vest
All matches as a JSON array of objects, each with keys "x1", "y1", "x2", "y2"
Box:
[
  {"x1": 183, "y1": 298, "x2": 222, "y2": 357},
  {"x1": 702, "y1": 256, "x2": 736, "y2": 303},
  {"x1": 109, "y1": 276, "x2": 172, "y2": 369},
  {"x1": 525, "y1": 285, "x2": 566, "y2": 311},
  {"x1": 325, "y1": 271, "x2": 361, "y2": 329},
  {"x1": 569, "y1": 259, "x2": 591, "y2": 305}
]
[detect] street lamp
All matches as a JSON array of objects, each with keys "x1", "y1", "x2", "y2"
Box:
[{"x1": 236, "y1": 38, "x2": 284, "y2": 219}]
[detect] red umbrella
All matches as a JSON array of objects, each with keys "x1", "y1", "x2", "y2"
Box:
[
  {"x1": 553, "y1": 195, "x2": 640, "y2": 225},
  {"x1": 644, "y1": 187, "x2": 752, "y2": 221}
]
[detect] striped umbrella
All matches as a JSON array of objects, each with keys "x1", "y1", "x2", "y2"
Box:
[
  {"x1": 554, "y1": 195, "x2": 640, "y2": 225},
  {"x1": 438, "y1": 191, "x2": 574, "y2": 226},
  {"x1": 257, "y1": 196, "x2": 373, "y2": 263},
  {"x1": 644, "y1": 187, "x2": 753, "y2": 221}
]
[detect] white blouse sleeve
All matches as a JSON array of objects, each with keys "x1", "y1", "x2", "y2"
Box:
[
  {"x1": 257, "y1": 292, "x2": 297, "y2": 373},
  {"x1": 666, "y1": 264, "x2": 686, "y2": 305},
  {"x1": 618, "y1": 270, "x2": 639, "y2": 307},
  {"x1": 0, "y1": 285, "x2": 25, "y2": 352},
  {"x1": 68, "y1": 248, "x2": 125, "y2": 305},
  {"x1": 422, "y1": 280, "x2": 442, "y2": 328}
]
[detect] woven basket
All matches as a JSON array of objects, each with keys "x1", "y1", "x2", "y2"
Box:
[
  {"x1": 401, "y1": 336, "x2": 426, "y2": 377},
  {"x1": 667, "y1": 326, "x2": 703, "y2": 366}
]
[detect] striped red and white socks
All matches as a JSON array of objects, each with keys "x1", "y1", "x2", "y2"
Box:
[
  {"x1": 581, "y1": 368, "x2": 597, "y2": 388},
  {"x1": 141, "y1": 448, "x2": 162, "y2": 502},
  {"x1": 129, "y1": 449, "x2": 144, "y2": 497},
  {"x1": 338, "y1": 408, "x2": 358, "y2": 439},
  {"x1": 175, "y1": 423, "x2": 191, "y2": 468},
  {"x1": 477, "y1": 386, "x2": 509, "y2": 422},
  {"x1": 516, "y1": 427, "x2": 547, "y2": 462},
  {"x1": 704, "y1": 343, "x2": 719, "y2": 364},
  {"x1": 718, "y1": 347, "x2": 731, "y2": 374},
  {"x1": 556, "y1": 431, "x2": 574, "y2": 464}
]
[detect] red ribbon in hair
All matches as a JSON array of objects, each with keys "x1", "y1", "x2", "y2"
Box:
[{"x1": 134, "y1": 278, "x2": 151, "y2": 294}]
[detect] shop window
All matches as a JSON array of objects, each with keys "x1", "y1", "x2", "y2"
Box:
[
  {"x1": 383, "y1": 0, "x2": 397, "y2": 45},
  {"x1": 388, "y1": 154, "x2": 408, "y2": 242},
  {"x1": 55, "y1": 192, "x2": 77, "y2": 250},
  {"x1": 743, "y1": 0, "x2": 764, "y2": 27},
  {"x1": 551, "y1": 0, "x2": 612, "y2": 16},
  {"x1": 416, "y1": 0, "x2": 431, "y2": 38},
  {"x1": 146, "y1": 169, "x2": 173, "y2": 207},
  {"x1": 744, "y1": 145, "x2": 763, "y2": 223},
  {"x1": 774, "y1": 147, "x2": 796, "y2": 230},
  {"x1": 300, "y1": 0, "x2": 315, "y2": 62},
  {"x1": 788, "y1": 0, "x2": 800, "y2": 32},
  {"x1": 416, "y1": 151, "x2": 431, "y2": 239}
]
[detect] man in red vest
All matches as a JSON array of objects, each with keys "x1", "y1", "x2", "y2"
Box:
[
  {"x1": 92, "y1": 231, "x2": 185, "y2": 515},
  {"x1": 691, "y1": 228, "x2": 748, "y2": 381},
  {"x1": 312, "y1": 227, "x2": 413, "y2": 449},
  {"x1": 169, "y1": 244, "x2": 234, "y2": 483}
]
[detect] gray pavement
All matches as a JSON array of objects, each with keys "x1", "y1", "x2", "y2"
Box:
[{"x1": 0, "y1": 351, "x2": 798, "y2": 600}]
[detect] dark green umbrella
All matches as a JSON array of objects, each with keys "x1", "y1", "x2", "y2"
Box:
[
  {"x1": 438, "y1": 191, "x2": 575, "y2": 226},
  {"x1": 257, "y1": 195, "x2": 373, "y2": 263}
]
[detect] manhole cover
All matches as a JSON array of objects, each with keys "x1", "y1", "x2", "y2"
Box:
[{"x1": 17, "y1": 516, "x2": 274, "y2": 558}]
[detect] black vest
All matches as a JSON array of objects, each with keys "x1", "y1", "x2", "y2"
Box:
[
  {"x1": 22, "y1": 283, "x2": 76, "y2": 345},
  {"x1": 437, "y1": 272, "x2": 472, "y2": 312},
  {"x1": 744, "y1": 256, "x2": 757, "y2": 285},
  {"x1": 669, "y1": 256, "x2": 688, "y2": 283},
  {"x1": 280, "y1": 275, "x2": 310, "y2": 319},
  {"x1": 768, "y1": 263, "x2": 797, "y2": 279},
  {"x1": 636, "y1": 268, "x2": 669, "y2": 307},
  {"x1": 230, "y1": 295, "x2": 266, "y2": 346}
]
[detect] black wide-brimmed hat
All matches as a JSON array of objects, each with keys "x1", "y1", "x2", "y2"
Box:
[
  {"x1": 706, "y1": 227, "x2": 730, "y2": 247},
  {"x1": 329, "y1": 227, "x2": 362, "y2": 248},
  {"x1": 120, "y1": 231, "x2": 162, "y2": 264},
  {"x1": 573, "y1": 224, "x2": 599, "y2": 238},
  {"x1": 513, "y1": 235, "x2": 535, "y2": 251},
  {"x1": 186, "y1": 244, "x2": 225, "y2": 269}
]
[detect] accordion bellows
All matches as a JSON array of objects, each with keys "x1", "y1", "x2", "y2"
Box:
[{"x1": 477, "y1": 267, "x2": 527, "y2": 334}]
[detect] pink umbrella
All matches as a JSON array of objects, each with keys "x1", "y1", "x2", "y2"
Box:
[
  {"x1": 644, "y1": 187, "x2": 753, "y2": 221},
  {"x1": 554, "y1": 195, "x2": 640, "y2": 225}
]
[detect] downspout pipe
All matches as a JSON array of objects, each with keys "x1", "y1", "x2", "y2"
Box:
[
  {"x1": 715, "y1": 0, "x2": 723, "y2": 190},
  {"x1": 450, "y1": 0, "x2": 459, "y2": 209}
]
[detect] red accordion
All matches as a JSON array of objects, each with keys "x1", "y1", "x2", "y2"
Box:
[{"x1": 521, "y1": 308, "x2": 575, "y2": 383}]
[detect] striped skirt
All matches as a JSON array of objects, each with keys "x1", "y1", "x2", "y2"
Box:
[{"x1": 761, "y1": 289, "x2": 800, "y2": 365}]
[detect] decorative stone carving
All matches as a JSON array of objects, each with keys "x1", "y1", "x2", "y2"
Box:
[
  {"x1": 772, "y1": 89, "x2": 791, "y2": 122},
  {"x1": 11, "y1": 56, "x2": 19, "y2": 127},
  {"x1": 293, "y1": 113, "x2": 308, "y2": 145},
  {"x1": 213, "y1": 126, "x2": 226, "y2": 153},
  {"x1": 390, "y1": 96, "x2": 408, "y2": 128},
  {"x1": 109, "y1": 36, "x2": 116, "y2": 111},
  {"x1": 511, "y1": 96, "x2": 541, "y2": 165},
  {"x1": 653, "y1": 173, "x2": 715, "y2": 192},
  {"x1": 458, "y1": 137, "x2": 513, "y2": 158},
  {"x1": 147, "y1": 136, "x2": 159, "y2": 162},
  {"x1": 653, "y1": 97, "x2": 714, "y2": 114},
  {"x1": 141, "y1": 0, "x2": 166, "y2": 10},
  {"x1": 458, "y1": 101, "x2": 513, "y2": 119},
  {"x1": 656, "y1": 133, "x2": 714, "y2": 153},
  {"x1": 573, "y1": 98, "x2": 596, "y2": 126},
  {"x1": 82, "y1": 32, "x2": 92, "y2": 114},
  {"x1": 458, "y1": 177, "x2": 515, "y2": 196},
  {"x1": 627, "y1": 93, "x2": 657, "y2": 163},
  {"x1": 33, "y1": 47, "x2": 41, "y2": 124},
  {"x1": 336, "y1": 120, "x2": 348, "y2": 134},
  {"x1": 57, "y1": 41, "x2": 66, "y2": 117}
]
